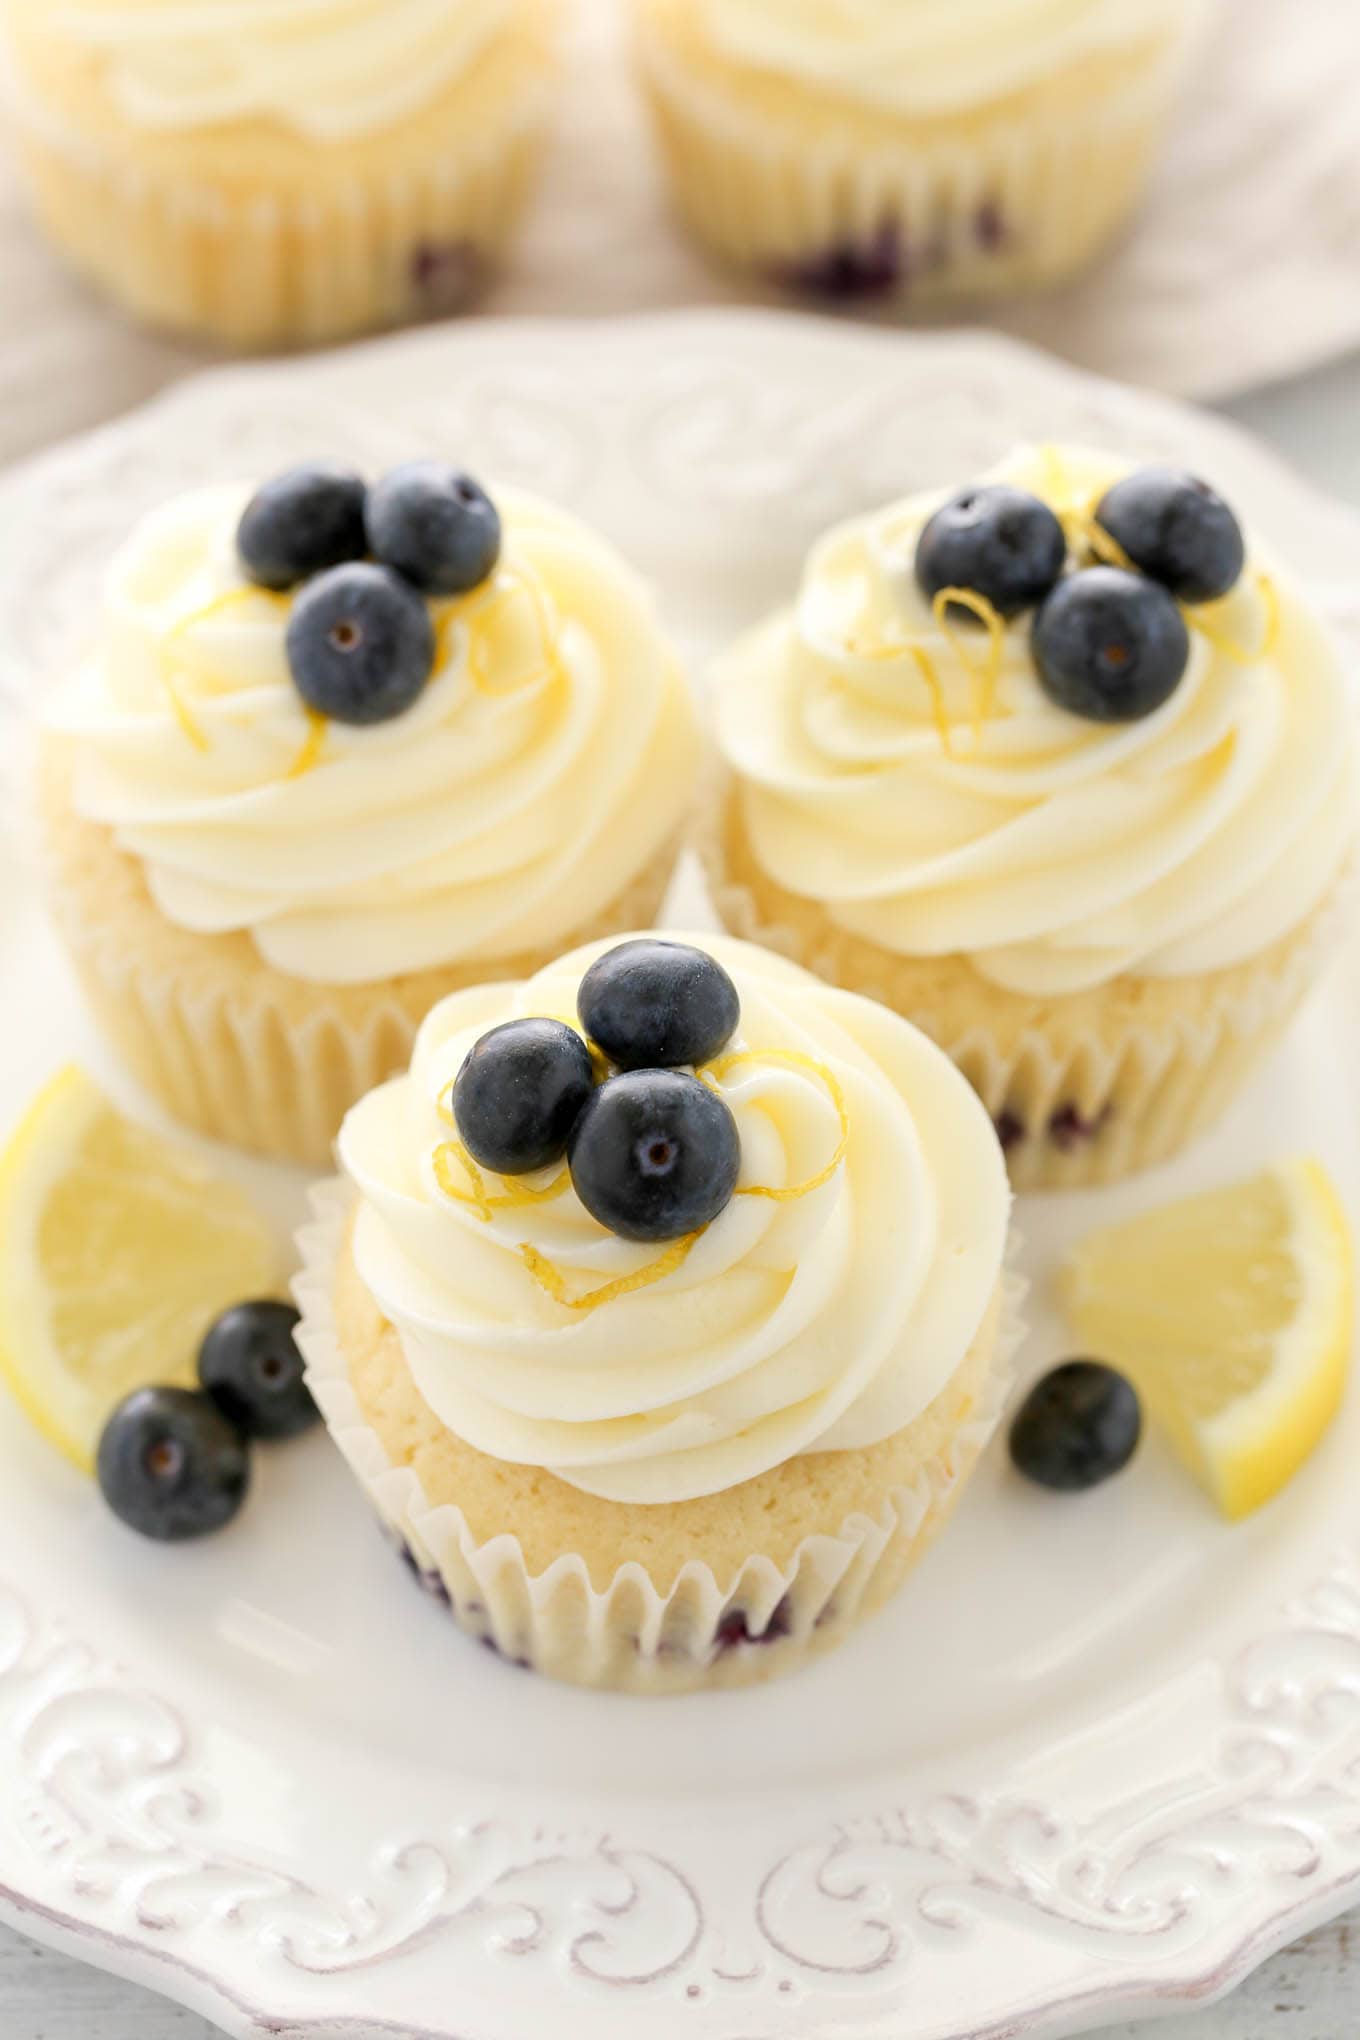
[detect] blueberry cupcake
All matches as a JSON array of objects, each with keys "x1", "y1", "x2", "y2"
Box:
[
  {"x1": 0, "y1": 0, "x2": 557, "y2": 345},
  {"x1": 707, "y1": 446, "x2": 1358, "y2": 1188},
  {"x1": 295, "y1": 933, "x2": 1019, "y2": 1694},
  {"x1": 631, "y1": 0, "x2": 1212, "y2": 301},
  {"x1": 40, "y1": 463, "x2": 700, "y2": 1166}
]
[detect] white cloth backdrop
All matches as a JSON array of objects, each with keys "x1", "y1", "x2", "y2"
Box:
[{"x1": 5, "y1": 0, "x2": 1360, "y2": 470}]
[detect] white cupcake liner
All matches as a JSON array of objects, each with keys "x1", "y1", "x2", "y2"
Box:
[
  {"x1": 293, "y1": 1179, "x2": 1027, "y2": 1695},
  {"x1": 634, "y1": 7, "x2": 1203, "y2": 300},
  {"x1": 700, "y1": 784, "x2": 1355, "y2": 1191}
]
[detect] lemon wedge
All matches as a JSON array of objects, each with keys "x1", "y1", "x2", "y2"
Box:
[
  {"x1": 1060, "y1": 1158, "x2": 1354, "y2": 1519},
  {"x1": 0, "y1": 1065, "x2": 280, "y2": 1472}
]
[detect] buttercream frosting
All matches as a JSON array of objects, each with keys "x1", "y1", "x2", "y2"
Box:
[
  {"x1": 339, "y1": 933, "x2": 1010, "y2": 1504},
  {"x1": 692, "y1": 0, "x2": 1197, "y2": 118},
  {"x1": 48, "y1": 482, "x2": 698, "y2": 986},
  {"x1": 28, "y1": 0, "x2": 512, "y2": 141},
  {"x1": 716, "y1": 446, "x2": 1358, "y2": 997}
]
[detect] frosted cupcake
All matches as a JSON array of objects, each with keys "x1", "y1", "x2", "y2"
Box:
[
  {"x1": 631, "y1": 0, "x2": 1212, "y2": 301},
  {"x1": 40, "y1": 461, "x2": 700, "y2": 1166},
  {"x1": 0, "y1": 0, "x2": 557, "y2": 346},
  {"x1": 708, "y1": 446, "x2": 1358, "y2": 1188},
  {"x1": 296, "y1": 932, "x2": 1016, "y2": 1693}
]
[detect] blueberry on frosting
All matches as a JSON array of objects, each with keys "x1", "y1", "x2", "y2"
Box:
[
  {"x1": 577, "y1": 938, "x2": 740, "y2": 1072},
  {"x1": 1032, "y1": 567, "x2": 1189, "y2": 723},
  {"x1": 237, "y1": 462, "x2": 368, "y2": 592},
  {"x1": 366, "y1": 461, "x2": 502, "y2": 596},
  {"x1": 286, "y1": 562, "x2": 435, "y2": 725},
  {"x1": 453, "y1": 1019, "x2": 596, "y2": 1176},
  {"x1": 1094, "y1": 467, "x2": 1245, "y2": 606},
  {"x1": 915, "y1": 483, "x2": 1066, "y2": 620},
  {"x1": 568, "y1": 1069, "x2": 741, "y2": 1244}
]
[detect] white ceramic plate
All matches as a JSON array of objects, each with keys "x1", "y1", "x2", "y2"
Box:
[{"x1": 2, "y1": 312, "x2": 1360, "y2": 2040}]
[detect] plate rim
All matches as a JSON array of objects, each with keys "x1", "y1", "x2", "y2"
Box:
[{"x1": 4, "y1": 306, "x2": 1360, "y2": 2040}]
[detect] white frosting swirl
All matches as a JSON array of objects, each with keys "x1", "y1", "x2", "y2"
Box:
[
  {"x1": 716, "y1": 447, "x2": 1358, "y2": 997},
  {"x1": 339, "y1": 934, "x2": 1010, "y2": 1504},
  {"x1": 29, "y1": 0, "x2": 512, "y2": 141},
  {"x1": 692, "y1": 0, "x2": 1196, "y2": 117},
  {"x1": 48, "y1": 483, "x2": 698, "y2": 986}
]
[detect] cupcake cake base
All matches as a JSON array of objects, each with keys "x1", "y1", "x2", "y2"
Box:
[
  {"x1": 296, "y1": 1185, "x2": 1023, "y2": 1696},
  {"x1": 707, "y1": 785, "x2": 1346, "y2": 1192},
  {"x1": 39, "y1": 745, "x2": 683, "y2": 1169}
]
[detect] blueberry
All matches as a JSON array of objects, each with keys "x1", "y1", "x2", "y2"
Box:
[
  {"x1": 286, "y1": 562, "x2": 434, "y2": 725},
  {"x1": 1009, "y1": 1361, "x2": 1142, "y2": 1493},
  {"x1": 453, "y1": 1018, "x2": 595, "y2": 1176},
  {"x1": 365, "y1": 462, "x2": 501, "y2": 596},
  {"x1": 577, "y1": 940, "x2": 740, "y2": 1073},
  {"x1": 236, "y1": 463, "x2": 368, "y2": 592},
  {"x1": 198, "y1": 1300, "x2": 317, "y2": 1442},
  {"x1": 568, "y1": 1070, "x2": 740, "y2": 1243},
  {"x1": 96, "y1": 1386, "x2": 251, "y2": 1542},
  {"x1": 1032, "y1": 567, "x2": 1189, "y2": 722},
  {"x1": 915, "y1": 484, "x2": 1066, "y2": 620},
  {"x1": 1094, "y1": 467, "x2": 1244, "y2": 605}
]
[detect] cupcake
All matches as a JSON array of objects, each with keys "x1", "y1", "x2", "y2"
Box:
[
  {"x1": 296, "y1": 932, "x2": 1018, "y2": 1693},
  {"x1": 0, "y1": 0, "x2": 557, "y2": 346},
  {"x1": 631, "y1": 0, "x2": 1212, "y2": 301},
  {"x1": 40, "y1": 461, "x2": 700, "y2": 1166},
  {"x1": 706, "y1": 446, "x2": 1358, "y2": 1189}
]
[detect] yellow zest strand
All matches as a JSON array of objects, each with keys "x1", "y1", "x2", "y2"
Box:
[
  {"x1": 1084, "y1": 513, "x2": 1134, "y2": 572},
  {"x1": 431, "y1": 1138, "x2": 570, "y2": 1223},
  {"x1": 435, "y1": 563, "x2": 570, "y2": 702},
  {"x1": 160, "y1": 671, "x2": 210, "y2": 752},
  {"x1": 520, "y1": 1231, "x2": 700, "y2": 1313},
  {"x1": 701, "y1": 1050, "x2": 849, "y2": 1202},
  {"x1": 843, "y1": 632, "x2": 959, "y2": 758},
  {"x1": 285, "y1": 708, "x2": 328, "y2": 779},
  {"x1": 1186, "y1": 570, "x2": 1281, "y2": 666},
  {"x1": 931, "y1": 586, "x2": 1004, "y2": 747},
  {"x1": 160, "y1": 583, "x2": 287, "y2": 754}
]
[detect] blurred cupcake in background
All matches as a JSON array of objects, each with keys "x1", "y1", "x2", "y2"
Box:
[
  {"x1": 630, "y1": 0, "x2": 1214, "y2": 302},
  {"x1": 0, "y1": 0, "x2": 559, "y2": 346}
]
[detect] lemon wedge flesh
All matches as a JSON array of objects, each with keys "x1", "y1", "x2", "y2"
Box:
[
  {"x1": 1060, "y1": 1158, "x2": 1353, "y2": 1520},
  {"x1": 0, "y1": 1065, "x2": 279, "y2": 1472}
]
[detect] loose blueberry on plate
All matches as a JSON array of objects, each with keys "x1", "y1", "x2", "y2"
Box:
[
  {"x1": 366, "y1": 461, "x2": 501, "y2": 596},
  {"x1": 454, "y1": 1018, "x2": 596, "y2": 1175},
  {"x1": 578, "y1": 939, "x2": 740, "y2": 1072},
  {"x1": 569, "y1": 1070, "x2": 741, "y2": 1242},
  {"x1": 286, "y1": 562, "x2": 435, "y2": 724},
  {"x1": 1094, "y1": 467, "x2": 1245, "y2": 606},
  {"x1": 1009, "y1": 1360, "x2": 1142, "y2": 1493},
  {"x1": 97, "y1": 1386, "x2": 251, "y2": 1541},
  {"x1": 236, "y1": 463, "x2": 368, "y2": 592},
  {"x1": 915, "y1": 483, "x2": 1066, "y2": 620},
  {"x1": 1032, "y1": 566, "x2": 1189, "y2": 722},
  {"x1": 198, "y1": 1300, "x2": 317, "y2": 1443}
]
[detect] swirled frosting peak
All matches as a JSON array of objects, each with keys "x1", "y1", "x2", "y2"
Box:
[
  {"x1": 338, "y1": 934, "x2": 1010, "y2": 1503},
  {"x1": 22, "y1": 0, "x2": 513, "y2": 141},
  {"x1": 48, "y1": 482, "x2": 699, "y2": 986},
  {"x1": 691, "y1": 0, "x2": 1197, "y2": 117},
  {"x1": 716, "y1": 446, "x2": 1358, "y2": 997}
]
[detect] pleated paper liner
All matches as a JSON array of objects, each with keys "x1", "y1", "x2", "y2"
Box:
[{"x1": 295, "y1": 1182, "x2": 1026, "y2": 1696}]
